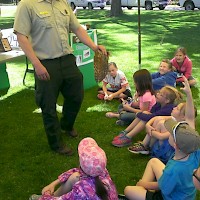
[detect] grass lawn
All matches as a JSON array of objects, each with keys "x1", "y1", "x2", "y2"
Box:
[{"x1": 0, "y1": 8, "x2": 200, "y2": 199}]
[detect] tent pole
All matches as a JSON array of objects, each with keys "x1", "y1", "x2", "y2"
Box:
[{"x1": 138, "y1": 0, "x2": 141, "y2": 69}]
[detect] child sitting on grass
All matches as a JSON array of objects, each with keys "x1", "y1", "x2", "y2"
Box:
[
  {"x1": 29, "y1": 137, "x2": 118, "y2": 200},
  {"x1": 151, "y1": 59, "x2": 177, "y2": 91},
  {"x1": 105, "y1": 69, "x2": 156, "y2": 126},
  {"x1": 128, "y1": 77, "x2": 196, "y2": 163},
  {"x1": 171, "y1": 46, "x2": 197, "y2": 87},
  {"x1": 112, "y1": 86, "x2": 182, "y2": 147},
  {"x1": 124, "y1": 119, "x2": 200, "y2": 200},
  {"x1": 97, "y1": 62, "x2": 132, "y2": 101}
]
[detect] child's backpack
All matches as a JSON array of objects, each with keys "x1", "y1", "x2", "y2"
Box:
[{"x1": 150, "y1": 139, "x2": 175, "y2": 164}]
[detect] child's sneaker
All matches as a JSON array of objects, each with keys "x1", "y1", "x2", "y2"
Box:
[
  {"x1": 29, "y1": 194, "x2": 41, "y2": 200},
  {"x1": 113, "y1": 130, "x2": 127, "y2": 141},
  {"x1": 112, "y1": 135, "x2": 132, "y2": 147},
  {"x1": 97, "y1": 94, "x2": 105, "y2": 100},
  {"x1": 128, "y1": 143, "x2": 150, "y2": 155}
]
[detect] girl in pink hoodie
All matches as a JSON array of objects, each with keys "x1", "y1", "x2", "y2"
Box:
[{"x1": 171, "y1": 47, "x2": 196, "y2": 87}]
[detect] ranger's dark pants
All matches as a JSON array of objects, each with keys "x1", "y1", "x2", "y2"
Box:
[{"x1": 35, "y1": 54, "x2": 84, "y2": 150}]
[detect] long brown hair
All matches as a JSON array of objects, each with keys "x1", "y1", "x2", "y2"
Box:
[{"x1": 133, "y1": 69, "x2": 154, "y2": 96}]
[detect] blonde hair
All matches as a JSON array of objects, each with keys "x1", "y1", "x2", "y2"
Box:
[
  {"x1": 160, "y1": 59, "x2": 176, "y2": 72},
  {"x1": 163, "y1": 86, "x2": 183, "y2": 105}
]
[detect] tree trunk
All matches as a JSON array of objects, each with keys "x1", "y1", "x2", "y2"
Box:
[{"x1": 110, "y1": 0, "x2": 123, "y2": 17}]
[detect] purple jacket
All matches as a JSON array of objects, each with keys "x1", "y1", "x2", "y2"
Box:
[
  {"x1": 136, "y1": 102, "x2": 175, "y2": 122},
  {"x1": 39, "y1": 168, "x2": 118, "y2": 200}
]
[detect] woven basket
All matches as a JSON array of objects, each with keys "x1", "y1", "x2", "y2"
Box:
[{"x1": 93, "y1": 50, "x2": 109, "y2": 82}]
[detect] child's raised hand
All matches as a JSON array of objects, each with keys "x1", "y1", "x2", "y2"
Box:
[{"x1": 180, "y1": 76, "x2": 191, "y2": 95}]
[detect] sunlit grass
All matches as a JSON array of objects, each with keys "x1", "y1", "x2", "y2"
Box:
[
  {"x1": 86, "y1": 102, "x2": 117, "y2": 112},
  {"x1": 0, "y1": 57, "x2": 34, "y2": 100}
]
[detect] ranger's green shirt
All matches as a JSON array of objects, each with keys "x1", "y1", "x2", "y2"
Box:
[{"x1": 14, "y1": 0, "x2": 80, "y2": 59}]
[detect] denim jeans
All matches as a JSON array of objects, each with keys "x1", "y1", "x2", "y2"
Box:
[{"x1": 118, "y1": 104, "x2": 136, "y2": 125}]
